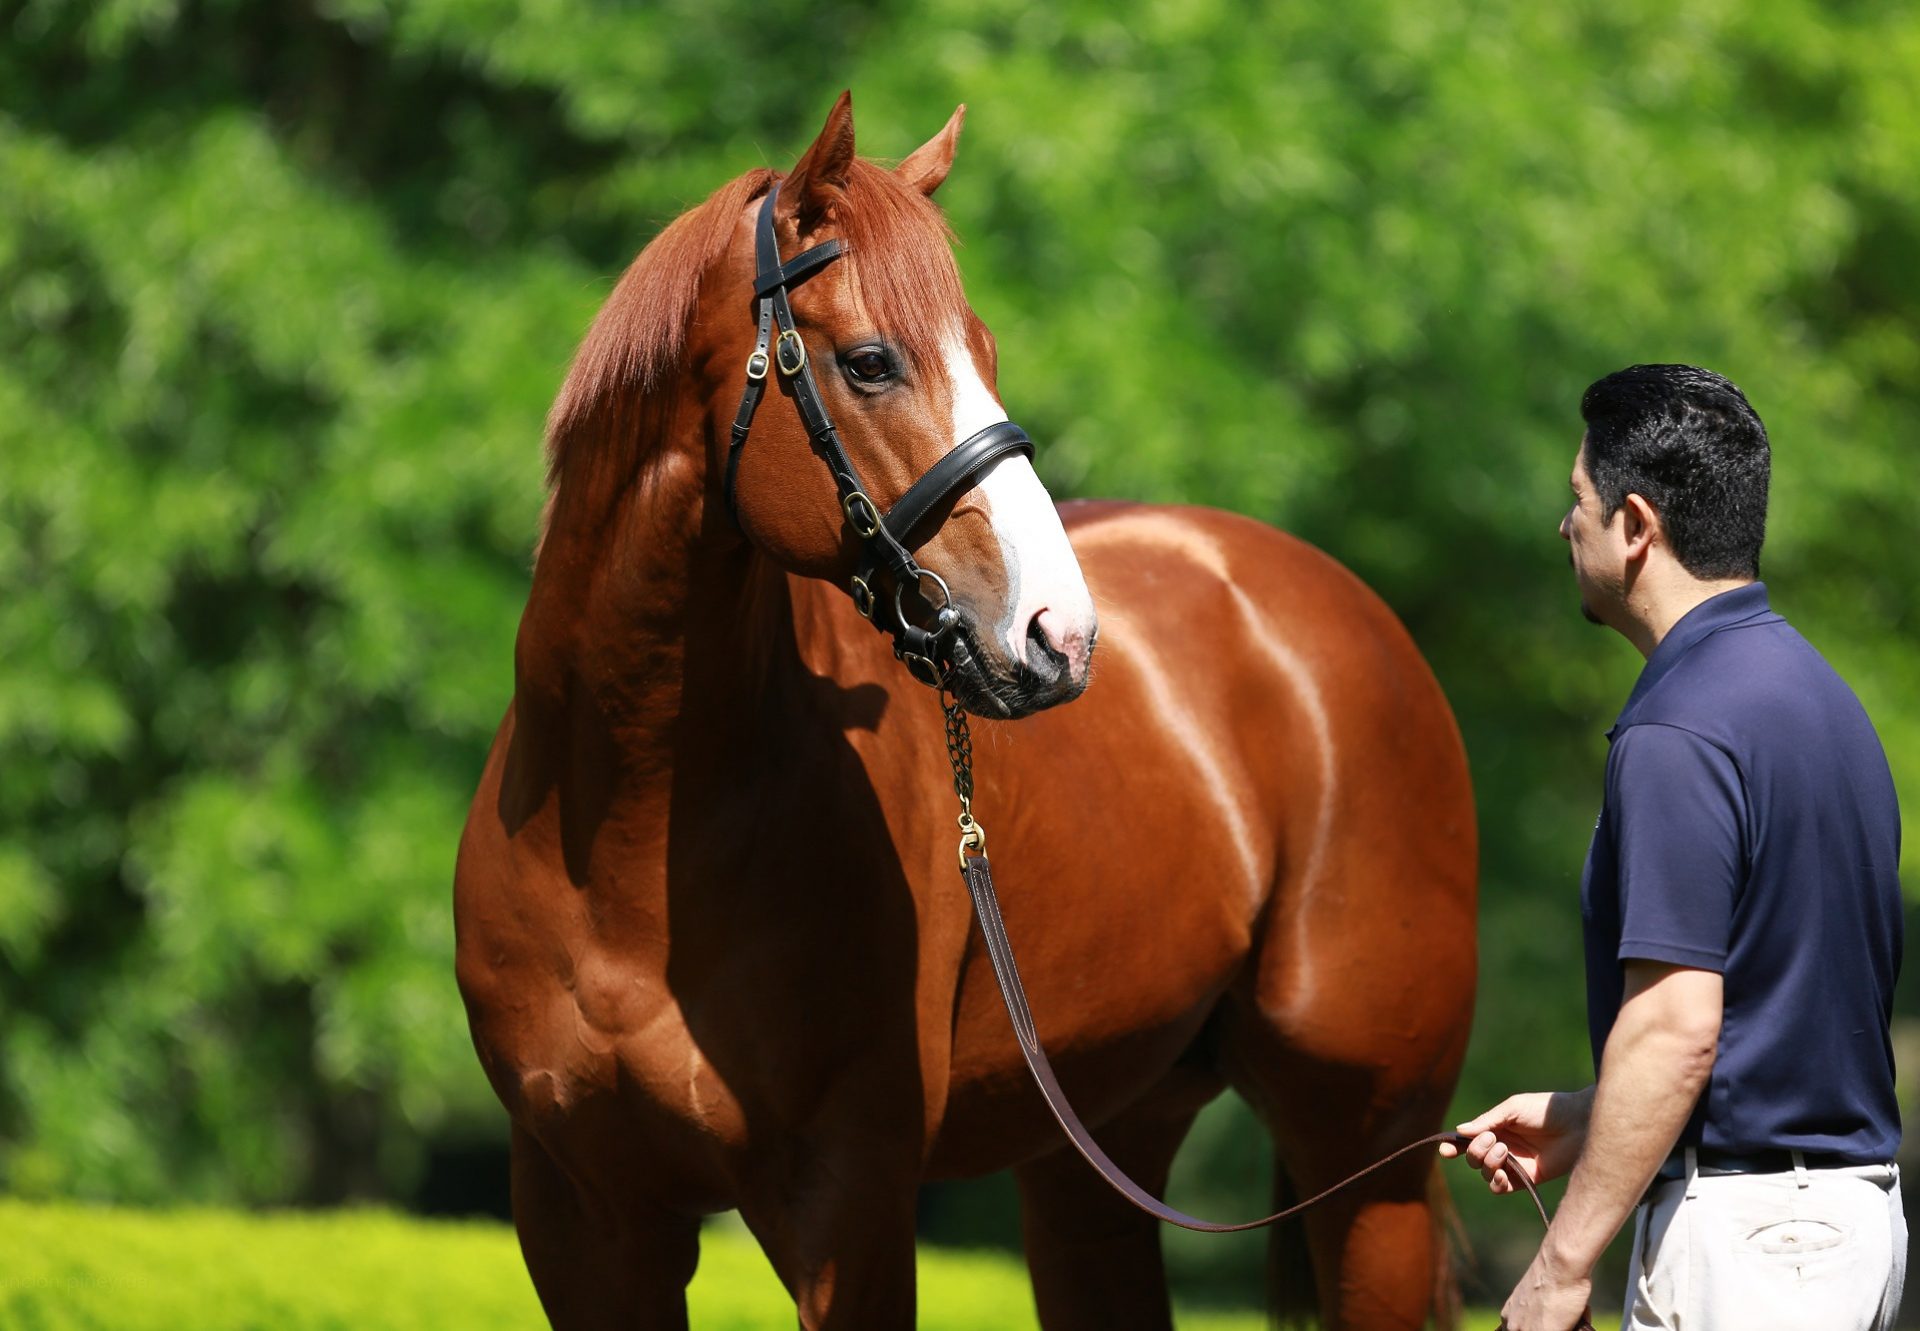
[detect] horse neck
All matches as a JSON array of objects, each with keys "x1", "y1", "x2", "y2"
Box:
[{"x1": 514, "y1": 433, "x2": 800, "y2": 799}]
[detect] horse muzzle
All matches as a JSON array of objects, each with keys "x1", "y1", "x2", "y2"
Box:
[{"x1": 944, "y1": 612, "x2": 1095, "y2": 720}]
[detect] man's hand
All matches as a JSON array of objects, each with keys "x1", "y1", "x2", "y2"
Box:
[
  {"x1": 1498, "y1": 1244, "x2": 1592, "y2": 1331},
  {"x1": 1439, "y1": 1087, "x2": 1594, "y2": 1195},
  {"x1": 1462, "y1": 965, "x2": 1719, "y2": 1330}
]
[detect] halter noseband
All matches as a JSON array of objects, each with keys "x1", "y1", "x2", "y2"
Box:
[{"x1": 724, "y1": 184, "x2": 1036, "y2": 689}]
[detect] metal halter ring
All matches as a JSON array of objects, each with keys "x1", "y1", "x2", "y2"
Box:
[
  {"x1": 775, "y1": 328, "x2": 807, "y2": 376},
  {"x1": 850, "y1": 574, "x2": 875, "y2": 620},
  {"x1": 842, "y1": 490, "x2": 881, "y2": 538},
  {"x1": 894, "y1": 568, "x2": 955, "y2": 628}
]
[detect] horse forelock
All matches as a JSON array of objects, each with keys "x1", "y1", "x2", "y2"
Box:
[
  {"x1": 833, "y1": 158, "x2": 968, "y2": 375},
  {"x1": 539, "y1": 158, "x2": 970, "y2": 537}
]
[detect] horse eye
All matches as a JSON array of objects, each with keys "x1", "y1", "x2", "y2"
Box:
[{"x1": 844, "y1": 349, "x2": 894, "y2": 385}]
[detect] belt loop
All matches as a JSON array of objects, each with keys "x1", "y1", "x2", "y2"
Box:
[
  {"x1": 1791, "y1": 1149, "x2": 1810, "y2": 1189},
  {"x1": 1683, "y1": 1145, "x2": 1699, "y2": 1199}
]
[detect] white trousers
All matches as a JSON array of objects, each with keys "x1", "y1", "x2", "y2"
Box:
[{"x1": 1624, "y1": 1149, "x2": 1906, "y2": 1330}]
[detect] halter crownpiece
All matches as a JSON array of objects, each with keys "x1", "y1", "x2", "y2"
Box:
[{"x1": 724, "y1": 184, "x2": 1036, "y2": 690}]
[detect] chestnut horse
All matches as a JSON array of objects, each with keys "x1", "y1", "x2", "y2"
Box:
[{"x1": 455, "y1": 93, "x2": 1476, "y2": 1330}]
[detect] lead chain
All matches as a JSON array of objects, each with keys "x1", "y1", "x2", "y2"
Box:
[{"x1": 942, "y1": 693, "x2": 986, "y2": 865}]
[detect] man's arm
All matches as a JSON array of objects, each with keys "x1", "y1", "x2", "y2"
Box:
[{"x1": 1499, "y1": 959, "x2": 1722, "y2": 1331}]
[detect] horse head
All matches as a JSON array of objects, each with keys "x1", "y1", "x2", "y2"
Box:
[{"x1": 697, "y1": 94, "x2": 1097, "y2": 718}]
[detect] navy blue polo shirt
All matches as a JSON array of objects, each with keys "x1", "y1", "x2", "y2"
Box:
[{"x1": 1580, "y1": 583, "x2": 1903, "y2": 1163}]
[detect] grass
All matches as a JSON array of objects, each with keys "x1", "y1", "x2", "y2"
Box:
[{"x1": 0, "y1": 1198, "x2": 1574, "y2": 1329}]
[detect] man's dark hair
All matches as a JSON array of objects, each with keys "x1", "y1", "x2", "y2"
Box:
[{"x1": 1579, "y1": 364, "x2": 1771, "y2": 580}]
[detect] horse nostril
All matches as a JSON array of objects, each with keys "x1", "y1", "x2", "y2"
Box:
[
  {"x1": 1027, "y1": 613, "x2": 1050, "y2": 653},
  {"x1": 1025, "y1": 611, "x2": 1068, "y2": 676}
]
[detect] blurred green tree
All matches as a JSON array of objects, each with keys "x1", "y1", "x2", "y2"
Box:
[{"x1": 1, "y1": 2, "x2": 1913, "y2": 1291}]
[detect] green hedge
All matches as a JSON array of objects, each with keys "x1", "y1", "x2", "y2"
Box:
[
  {"x1": 0, "y1": 1199, "x2": 1198, "y2": 1330},
  {"x1": 0, "y1": 1198, "x2": 1565, "y2": 1329}
]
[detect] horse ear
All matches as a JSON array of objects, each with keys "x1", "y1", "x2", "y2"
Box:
[
  {"x1": 896, "y1": 104, "x2": 965, "y2": 197},
  {"x1": 784, "y1": 90, "x2": 857, "y2": 232}
]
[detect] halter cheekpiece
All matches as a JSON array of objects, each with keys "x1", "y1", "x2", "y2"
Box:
[{"x1": 724, "y1": 184, "x2": 1036, "y2": 689}]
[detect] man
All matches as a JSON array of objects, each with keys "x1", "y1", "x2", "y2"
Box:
[{"x1": 1441, "y1": 364, "x2": 1906, "y2": 1330}]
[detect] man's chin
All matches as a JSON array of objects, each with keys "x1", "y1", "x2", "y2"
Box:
[{"x1": 1580, "y1": 600, "x2": 1605, "y2": 627}]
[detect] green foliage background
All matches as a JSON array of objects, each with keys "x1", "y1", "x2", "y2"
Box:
[{"x1": 3, "y1": 0, "x2": 1916, "y2": 1308}]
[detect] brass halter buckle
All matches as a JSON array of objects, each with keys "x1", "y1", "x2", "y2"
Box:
[
  {"x1": 775, "y1": 328, "x2": 807, "y2": 376},
  {"x1": 745, "y1": 349, "x2": 770, "y2": 381},
  {"x1": 849, "y1": 574, "x2": 875, "y2": 620},
  {"x1": 842, "y1": 490, "x2": 881, "y2": 539},
  {"x1": 901, "y1": 653, "x2": 946, "y2": 689}
]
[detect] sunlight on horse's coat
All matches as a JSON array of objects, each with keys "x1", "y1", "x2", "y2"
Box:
[
  {"x1": 1070, "y1": 510, "x2": 1340, "y2": 956},
  {"x1": 1069, "y1": 513, "x2": 1268, "y2": 896},
  {"x1": 1227, "y1": 580, "x2": 1339, "y2": 1008},
  {"x1": 1105, "y1": 606, "x2": 1262, "y2": 893}
]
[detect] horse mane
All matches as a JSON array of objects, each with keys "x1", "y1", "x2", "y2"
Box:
[
  {"x1": 540, "y1": 158, "x2": 966, "y2": 540},
  {"x1": 542, "y1": 166, "x2": 776, "y2": 516}
]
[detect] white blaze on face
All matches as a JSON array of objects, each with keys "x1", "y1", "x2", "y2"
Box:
[{"x1": 941, "y1": 331, "x2": 1097, "y2": 675}]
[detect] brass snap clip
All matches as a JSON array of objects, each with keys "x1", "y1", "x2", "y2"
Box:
[{"x1": 956, "y1": 812, "x2": 988, "y2": 872}]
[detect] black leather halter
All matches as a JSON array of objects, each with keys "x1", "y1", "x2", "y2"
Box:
[{"x1": 724, "y1": 184, "x2": 1036, "y2": 688}]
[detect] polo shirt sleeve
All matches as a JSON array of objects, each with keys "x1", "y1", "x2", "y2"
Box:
[{"x1": 1604, "y1": 722, "x2": 1747, "y2": 971}]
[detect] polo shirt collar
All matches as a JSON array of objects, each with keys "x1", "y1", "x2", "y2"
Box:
[{"x1": 1608, "y1": 582, "x2": 1777, "y2": 738}]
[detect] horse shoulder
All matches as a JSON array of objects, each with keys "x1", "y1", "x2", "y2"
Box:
[{"x1": 455, "y1": 705, "x2": 736, "y2": 1151}]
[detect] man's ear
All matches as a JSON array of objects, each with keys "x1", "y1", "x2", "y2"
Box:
[{"x1": 1621, "y1": 492, "x2": 1662, "y2": 559}]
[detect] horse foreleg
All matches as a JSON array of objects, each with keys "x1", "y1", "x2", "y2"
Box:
[
  {"x1": 737, "y1": 1151, "x2": 920, "y2": 1331},
  {"x1": 1011, "y1": 1081, "x2": 1214, "y2": 1331},
  {"x1": 510, "y1": 1124, "x2": 701, "y2": 1331}
]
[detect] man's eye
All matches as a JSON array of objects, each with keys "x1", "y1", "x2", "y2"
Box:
[{"x1": 844, "y1": 349, "x2": 893, "y2": 384}]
